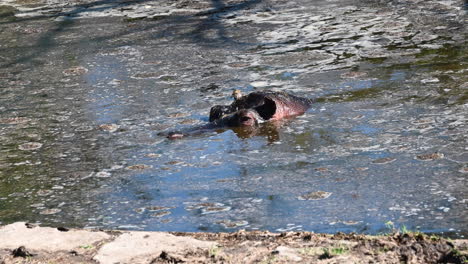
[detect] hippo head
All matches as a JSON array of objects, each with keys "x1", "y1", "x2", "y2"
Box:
[{"x1": 227, "y1": 109, "x2": 264, "y2": 127}]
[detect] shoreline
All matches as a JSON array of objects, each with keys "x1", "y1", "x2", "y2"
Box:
[{"x1": 1, "y1": 222, "x2": 467, "y2": 263}]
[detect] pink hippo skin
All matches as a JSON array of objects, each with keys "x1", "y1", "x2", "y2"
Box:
[
  {"x1": 209, "y1": 90, "x2": 312, "y2": 123},
  {"x1": 167, "y1": 90, "x2": 313, "y2": 139}
]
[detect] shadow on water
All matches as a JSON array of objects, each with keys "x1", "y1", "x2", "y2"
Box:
[{"x1": 0, "y1": 0, "x2": 263, "y2": 69}]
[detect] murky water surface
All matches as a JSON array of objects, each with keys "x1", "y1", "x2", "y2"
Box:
[{"x1": 0, "y1": 0, "x2": 467, "y2": 237}]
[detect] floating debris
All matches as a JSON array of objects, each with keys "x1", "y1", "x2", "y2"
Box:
[
  {"x1": 126, "y1": 164, "x2": 152, "y2": 170},
  {"x1": 63, "y1": 66, "x2": 88, "y2": 76},
  {"x1": 315, "y1": 167, "x2": 329, "y2": 172},
  {"x1": 355, "y1": 167, "x2": 369, "y2": 171},
  {"x1": 145, "y1": 153, "x2": 162, "y2": 158},
  {"x1": 372, "y1": 157, "x2": 396, "y2": 164},
  {"x1": 250, "y1": 81, "x2": 268, "y2": 87},
  {"x1": 218, "y1": 220, "x2": 249, "y2": 228},
  {"x1": 200, "y1": 83, "x2": 219, "y2": 92},
  {"x1": 99, "y1": 124, "x2": 119, "y2": 132},
  {"x1": 342, "y1": 220, "x2": 360, "y2": 225},
  {"x1": 132, "y1": 72, "x2": 159, "y2": 79},
  {"x1": 168, "y1": 112, "x2": 188, "y2": 118},
  {"x1": 298, "y1": 191, "x2": 332, "y2": 201},
  {"x1": 185, "y1": 202, "x2": 231, "y2": 214},
  {"x1": 340, "y1": 71, "x2": 368, "y2": 79},
  {"x1": 227, "y1": 62, "x2": 250, "y2": 68},
  {"x1": 179, "y1": 119, "x2": 197, "y2": 124},
  {"x1": 146, "y1": 206, "x2": 174, "y2": 211},
  {"x1": 165, "y1": 160, "x2": 183, "y2": 165},
  {"x1": 18, "y1": 142, "x2": 43, "y2": 151},
  {"x1": 421, "y1": 78, "x2": 440, "y2": 84},
  {"x1": 0, "y1": 117, "x2": 31, "y2": 124},
  {"x1": 36, "y1": 190, "x2": 53, "y2": 196},
  {"x1": 75, "y1": 126, "x2": 93, "y2": 132},
  {"x1": 416, "y1": 153, "x2": 444, "y2": 161},
  {"x1": 185, "y1": 202, "x2": 217, "y2": 210},
  {"x1": 95, "y1": 171, "x2": 111, "y2": 178},
  {"x1": 151, "y1": 211, "x2": 171, "y2": 218},
  {"x1": 202, "y1": 206, "x2": 231, "y2": 214},
  {"x1": 39, "y1": 208, "x2": 61, "y2": 215}
]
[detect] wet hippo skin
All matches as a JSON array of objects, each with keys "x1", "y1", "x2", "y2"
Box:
[
  {"x1": 210, "y1": 90, "x2": 313, "y2": 123},
  {"x1": 167, "y1": 90, "x2": 313, "y2": 139}
]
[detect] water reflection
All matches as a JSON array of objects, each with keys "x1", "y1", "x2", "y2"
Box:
[{"x1": 0, "y1": 0, "x2": 466, "y2": 238}]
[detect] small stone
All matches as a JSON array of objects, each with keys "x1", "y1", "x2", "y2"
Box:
[{"x1": 25, "y1": 223, "x2": 37, "y2": 228}]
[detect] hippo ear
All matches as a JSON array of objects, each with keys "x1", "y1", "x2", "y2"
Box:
[
  {"x1": 255, "y1": 98, "x2": 276, "y2": 120},
  {"x1": 209, "y1": 105, "x2": 232, "y2": 122}
]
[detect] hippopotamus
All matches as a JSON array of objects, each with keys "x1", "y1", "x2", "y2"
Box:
[
  {"x1": 209, "y1": 90, "x2": 313, "y2": 123},
  {"x1": 166, "y1": 90, "x2": 313, "y2": 140}
]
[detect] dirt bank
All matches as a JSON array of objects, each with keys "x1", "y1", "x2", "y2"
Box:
[{"x1": 0, "y1": 222, "x2": 467, "y2": 263}]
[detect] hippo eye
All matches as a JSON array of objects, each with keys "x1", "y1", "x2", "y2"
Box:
[{"x1": 240, "y1": 116, "x2": 251, "y2": 122}]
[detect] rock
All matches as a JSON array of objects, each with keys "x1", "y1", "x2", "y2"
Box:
[
  {"x1": 12, "y1": 246, "x2": 35, "y2": 258},
  {"x1": 94, "y1": 231, "x2": 216, "y2": 264},
  {"x1": 0, "y1": 222, "x2": 110, "y2": 252}
]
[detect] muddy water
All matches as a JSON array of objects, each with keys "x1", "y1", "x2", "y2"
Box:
[{"x1": 0, "y1": 0, "x2": 466, "y2": 237}]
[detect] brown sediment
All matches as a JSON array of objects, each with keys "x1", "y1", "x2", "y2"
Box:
[{"x1": 0, "y1": 222, "x2": 466, "y2": 264}]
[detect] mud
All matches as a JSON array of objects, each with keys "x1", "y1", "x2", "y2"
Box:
[{"x1": 0, "y1": 222, "x2": 467, "y2": 263}]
